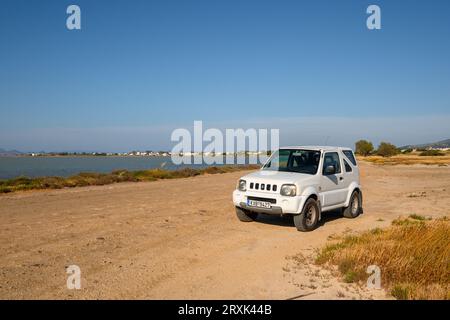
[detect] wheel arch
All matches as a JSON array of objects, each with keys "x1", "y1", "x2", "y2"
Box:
[
  {"x1": 345, "y1": 183, "x2": 363, "y2": 208},
  {"x1": 299, "y1": 187, "x2": 322, "y2": 220}
]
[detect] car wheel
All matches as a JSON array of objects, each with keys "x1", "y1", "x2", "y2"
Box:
[
  {"x1": 343, "y1": 190, "x2": 362, "y2": 218},
  {"x1": 235, "y1": 207, "x2": 258, "y2": 222},
  {"x1": 294, "y1": 198, "x2": 320, "y2": 232}
]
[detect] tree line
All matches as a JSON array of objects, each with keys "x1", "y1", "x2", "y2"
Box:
[{"x1": 355, "y1": 140, "x2": 399, "y2": 157}]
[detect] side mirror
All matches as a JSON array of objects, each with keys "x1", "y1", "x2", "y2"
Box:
[{"x1": 325, "y1": 165, "x2": 336, "y2": 175}]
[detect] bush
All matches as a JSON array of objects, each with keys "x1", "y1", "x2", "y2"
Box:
[
  {"x1": 419, "y1": 150, "x2": 445, "y2": 156},
  {"x1": 355, "y1": 140, "x2": 374, "y2": 156},
  {"x1": 409, "y1": 214, "x2": 427, "y2": 221},
  {"x1": 315, "y1": 218, "x2": 450, "y2": 299},
  {"x1": 0, "y1": 186, "x2": 12, "y2": 193},
  {"x1": 377, "y1": 142, "x2": 399, "y2": 157}
]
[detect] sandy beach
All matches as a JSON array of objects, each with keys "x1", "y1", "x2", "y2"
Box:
[{"x1": 0, "y1": 161, "x2": 449, "y2": 299}]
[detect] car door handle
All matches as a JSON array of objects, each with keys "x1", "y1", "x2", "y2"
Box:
[{"x1": 339, "y1": 177, "x2": 344, "y2": 181}]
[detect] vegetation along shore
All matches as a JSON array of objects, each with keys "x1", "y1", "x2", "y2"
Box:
[{"x1": 0, "y1": 165, "x2": 259, "y2": 194}]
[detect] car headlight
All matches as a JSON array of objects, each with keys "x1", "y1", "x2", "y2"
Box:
[
  {"x1": 237, "y1": 179, "x2": 247, "y2": 191},
  {"x1": 280, "y1": 184, "x2": 297, "y2": 196}
]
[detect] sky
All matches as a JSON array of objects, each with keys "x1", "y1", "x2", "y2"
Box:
[{"x1": 0, "y1": 0, "x2": 449, "y2": 152}]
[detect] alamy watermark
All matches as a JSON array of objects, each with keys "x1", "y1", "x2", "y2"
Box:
[
  {"x1": 66, "y1": 265, "x2": 81, "y2": 290},
  {"x1": 65, "y1": 4, "x2": 380, "y2": 31},
  {"x1": 366, "y1": 264, "x2": 381, "y2": 289},
  {"x1": 66, "y1": 5, "x2": 81, "y2": 30},
  {"x1": 367, "y1": 5, "x2": 381, "y2": 30},
  {"x1": 170, "y1": 121, "x2": 279, "y2": 165}
]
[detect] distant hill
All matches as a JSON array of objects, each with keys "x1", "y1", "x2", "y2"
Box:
[
  {"x1": 0, "y1": 148, "x2": 23, "y2": 156},
  {"x1": 400, "y1": 139, "x2": 450, "y2": 150}
]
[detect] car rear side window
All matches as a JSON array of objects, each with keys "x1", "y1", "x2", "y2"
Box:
[
  {"x1": 344, "y1": 159, "x2": 352, "y2": 172},
  {"x1": 343, "y1": 150, "x2": 357, "y2": 166}
]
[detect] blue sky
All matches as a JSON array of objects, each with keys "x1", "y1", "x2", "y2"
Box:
[{"x1": 0, "y1": 0, "x2": 449, "y2": 151}]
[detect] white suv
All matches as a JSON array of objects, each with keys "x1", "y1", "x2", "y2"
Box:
[{"x1": 232, "y1": 146, "x2": 363, "y2": 231}]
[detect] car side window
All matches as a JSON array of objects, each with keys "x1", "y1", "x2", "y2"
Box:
[
  {"x1": 343, "y1": 150, "x2": 357, "y2": 166},
  {"x1": 344, "y1": 159, "x2": 352, "y2": 172},
  {"x1": 322, "y1": 152, "x2": 341, "y2": 174}
]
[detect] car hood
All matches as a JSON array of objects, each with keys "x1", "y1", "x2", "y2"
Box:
[{"x1": 243, "y1": 170, "x2": 314, "y2": 184}]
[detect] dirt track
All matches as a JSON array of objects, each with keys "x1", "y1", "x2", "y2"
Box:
[{"x1": 0, "y1": 162, "x2": 449, "y2": 299}]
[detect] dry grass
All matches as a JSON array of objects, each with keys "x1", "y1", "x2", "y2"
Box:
[
  {"x1": 316, "y1": 217, "x2": 450, "y2": 300},
  {"x1": 0, "y1": 165, "x2": 259, "y2": 194},
  {"x1": 359, "y1": 154, "x2": 450, "y2": 166}
]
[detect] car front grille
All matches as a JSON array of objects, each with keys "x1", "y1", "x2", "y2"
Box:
[{"x1": 249, "y1": 182, "x2": 278, "y2": 192}]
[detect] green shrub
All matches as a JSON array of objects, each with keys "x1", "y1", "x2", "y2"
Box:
[
  {"x1": 419, "y1": 150, "x2": 445, "y2": 156},
  {"x1": 391, "y1": 284, "x2": 410, "y2": 300},
  {"x1": 409, "y1": 214, "x2": 427, "y2": 221},
  {"x1": 0, "y1": 186, "x2": 12, "y2": 193},
  {"x1": 377, "y1": 142, "x2": 400, "y2": 157},
  {"x1": 355, "y1": 140, "x2": 374, "y2": 156}
]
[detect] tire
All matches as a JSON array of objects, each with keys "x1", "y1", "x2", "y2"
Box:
[
  {"x1": 293, "y1": 198, "x2": 320, "y2": 232},
  {"x1": 343, "y1": 190, "x2": 362, "y2": 218},
  {"x1": 235, "y1": 207, "x2": 258, "y2": 222}
]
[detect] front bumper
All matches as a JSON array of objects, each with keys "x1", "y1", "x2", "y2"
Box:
[{"x1": 233, "y1": 190, "x2": 305, "y2": 215}]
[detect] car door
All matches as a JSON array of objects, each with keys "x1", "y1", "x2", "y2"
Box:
[
  {"x1": 320, "y1": 152, "x2": 347, "y2": 207},
  {"x1": 339, "y1": 152, "x2": 354, "y2": 200}
]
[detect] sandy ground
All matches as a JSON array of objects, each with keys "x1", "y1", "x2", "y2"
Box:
[{"x1": 0, "y1": 162, "x2": 449, "y2": 300}]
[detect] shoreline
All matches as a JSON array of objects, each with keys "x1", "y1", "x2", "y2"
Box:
[
  {"x1": 0, "y1": 164, "x2": 259, "y2": 194},
  {"x1": 1, "y1": 154, "x2": 449, "y2": 193}
]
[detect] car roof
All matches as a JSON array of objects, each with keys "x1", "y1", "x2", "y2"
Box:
[{"x1": 279, "y1": 146, "x2": 353, "y2": 152}]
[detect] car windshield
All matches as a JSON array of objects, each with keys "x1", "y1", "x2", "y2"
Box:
[{"x1": 262, "y1": 149, "x2": 321, "y2": 174}]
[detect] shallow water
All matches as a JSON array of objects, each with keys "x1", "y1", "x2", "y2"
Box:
[{"x1": 0, "y1": 156, "x2": 265, "y2": 179}]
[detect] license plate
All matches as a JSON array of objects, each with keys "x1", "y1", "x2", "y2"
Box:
[{"x1": 247, "y1": 199, "x2": 271, "y2": 209}]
